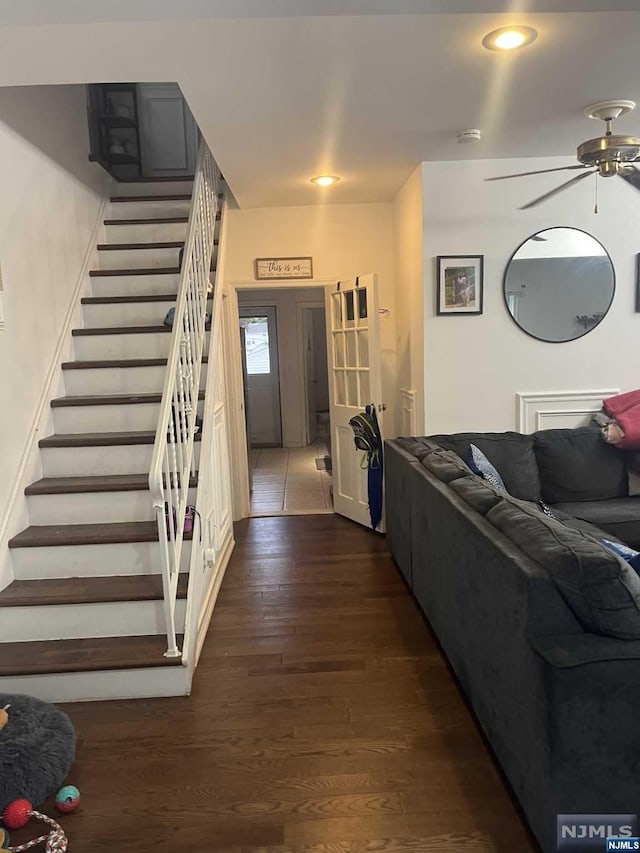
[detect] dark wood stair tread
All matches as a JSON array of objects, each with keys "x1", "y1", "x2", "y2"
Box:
[
  {"x1": 97, "y1": 241, "x2": 185, "y2": 251},
  {"x1": 51, "y1": 390, "x2": 205, "y2": 407},
  {"x1": 104, "y1": 216, "x2": 188, "y2": 225},
  {"x1": 61, "y1": 356, "x2": 208, "y2": 369},
  {"x1": 39, "y1": 430, "x2": 202, "y2": 448},
  {"x1": 116, "y1": 175, "x2": 194, "y2": 183},
  {"x1": 73, "y1": 324, "x2": 170, "y2": 336},
  {"x1": 110, "y1": 194, "x2": 191, "y2": 203},
  {"x1": 0, "y1": 573, "x2": 188, "y2": 608},
  {"x1": 89, "y1": 267, "x2": 180, "y2": 277},
  {"x1": 0, "y1": 634, "x2": 184, "y2": 676},
  {"x1": 9, "y1": 521, "x2": 192, "y2": 548},
  {"x1": 25, "y1": 472, "x2": 197, "y2": 496},
  {"x1": 82, "y1": 294, "x2": 178, "y2": 304}
]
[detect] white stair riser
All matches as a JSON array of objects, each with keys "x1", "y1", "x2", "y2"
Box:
[
  {"x1": 0, "y1": 598, "x2": 187, "y2": 642},
  {"x1": 97, "y1": 246, "x2": 181, "y2": 270},
  {"x1": 41, "y1": 442, "x2": 202, "y2": 478},
  {"x1": 105, "y1": 222, "x2": 187, "y2": 243},
  {"x1": 74, "y1": 330, "x2": 209, "y2": 360},
  {"x1": 74, "y1": 331, "x2": 170, "y2": 360},
  {"x1": 0, "y1": 666, "x2": 190, "y2": 703},
  {"x1": 83, "y1": 299, "x2": 212, "y2": 328},
  {"x1": 113, "y1": 181, "x2": 194, "y2": 198},
  {"x1": 12, "y1": 539, "x2": 192, "y2": 579},
  {"x1": 108, "y1": 199, "x2": 190, "y2": 219},
  {"x1": 27, "y1": 487, "x2": 197, "y2": 525},
  {"x1": 64, "y1": 364, "x2": 207, "y2": 396},
  {"x1": 90, "y1": 272, "x2": 180, "y2": 297},
  {"x1": 53, "y1": 400, "x2": 204, "y2": 433}
]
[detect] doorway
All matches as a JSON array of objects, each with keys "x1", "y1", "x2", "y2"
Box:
[
  {"x1": 239, "y1": 307, "x2": 282, "y2": 447},
  {"x1": 236, "y1": 287, "x2": 332, "y2": 517}
]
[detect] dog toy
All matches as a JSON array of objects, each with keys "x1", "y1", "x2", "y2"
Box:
[
  {"x1": 0, "y1": 706, "x2": 9, "y2": 732},
  {"x1": 1, "y1": 800, "x2": 68, "y2": 852},
  {"x1": 54, "y1": 788, "x2": 79, "y2": 815}
]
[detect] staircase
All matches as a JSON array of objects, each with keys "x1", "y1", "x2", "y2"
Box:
[{"x1": 0, "y1": 170, "x2": 224, "y2": 702}]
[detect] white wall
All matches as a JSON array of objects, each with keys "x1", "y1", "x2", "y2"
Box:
[
  {"x1": 392, "y1": 165, "x2": 425, "y2": 434},
  {"x1": 0, "y1": 85, "x2": 107, "y2": 587},
  {"x1": 225, "y1": 202, "x2": 398, "y2": 436},
  {"x1": 238, "y1": 287, "x2": 325, "y2": 447},
  {"x1": 422, "y1": 156, "x2": 640, "y2": 433}
]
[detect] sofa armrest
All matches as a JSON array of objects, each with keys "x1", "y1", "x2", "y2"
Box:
[{"x1": 531, "y1": 632, "x2": 640, "y2": 667}]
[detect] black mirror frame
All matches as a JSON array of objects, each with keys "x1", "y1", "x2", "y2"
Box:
[{"x1": 502, "y1": 226, "x2": 616, "y2": 344}]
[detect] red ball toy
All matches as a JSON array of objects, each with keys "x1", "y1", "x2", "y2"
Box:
[{"x1": 2, "y1": 798, "x2": 32, "y2": 830}]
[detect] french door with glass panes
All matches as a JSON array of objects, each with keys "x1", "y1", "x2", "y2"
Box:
[{"x1": 325, "y1": 275, "x2": 384, "y2": 528}]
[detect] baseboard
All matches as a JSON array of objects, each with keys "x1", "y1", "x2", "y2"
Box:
[
  {"x1": 0, "y1": 196, "x2": 108, "y2": 590},
  {"x1": 194, "y1": 530, "x2": 235, "y2": 666}
]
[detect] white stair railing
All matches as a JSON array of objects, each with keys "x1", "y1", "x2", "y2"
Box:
[{"x1": 149, "y1": 141, "x2": 220, "y2": 658}]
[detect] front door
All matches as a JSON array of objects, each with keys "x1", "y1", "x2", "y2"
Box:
[
  {"x1": 325, "y1": 275, "x2": 384, "y2": 528},
  {"x1": 239, "y1": 307, "x2": 282, "y2": 447}
]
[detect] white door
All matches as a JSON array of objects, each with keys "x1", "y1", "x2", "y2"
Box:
[
  {"x1": 137, "y1": 83, "x2": 199, "y2": 177},
  {"x1": 303, "y1": 309, "x2": 318, "y2": 445},
  {"x1": 239, "y1": 307, "x2": 282, "y2": 446},
  {"x1": 326, "y1": 275, "x2": 384, "y2": 528}
]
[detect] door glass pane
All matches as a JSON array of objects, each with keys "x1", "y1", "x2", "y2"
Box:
[
  {"x1": 334, "y1": 333, "x2": 345, "y2": 368},
  {"x1": 359, "y1": 370, "x2": 371, "y2": 407},
  {"x1": 345, "y1": 331, "x2": 357, "y2": 368},
  {"x1": 358, "y1": 289, "x2": 368, "y2": 320},
  {"x1": 331, "y1": 293, "x2": 342, "y2": 329},
  {"x1": 346, "y1": 371, "x2": 359, "y2": 407},
  {"x1": 335, "y1": 371, "x2": 346, "y2": 406},
  {"x1": 240, "y1": 317, "x2": 270, "y2": 374},
  {"x1": 345, "y1": 290, "x2": 355, "y2": 327},
  {"x1": 357, "y1": 330, "x2": 369, "y2": 368}
]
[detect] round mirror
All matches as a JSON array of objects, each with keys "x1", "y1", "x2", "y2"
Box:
[{"x1": 503, "y1": 227, "x2": 615, "y2": 343}]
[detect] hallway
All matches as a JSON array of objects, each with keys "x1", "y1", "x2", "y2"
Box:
[
  {"x1": 249, "y1": 440, "x2": 333, "y2": 515},
  {"x1": 47, "y1": 515, "x2": 538, "y2": 853}
]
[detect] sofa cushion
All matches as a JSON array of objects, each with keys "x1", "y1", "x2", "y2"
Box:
[
  {"x1": 394, "y1": 436, "x2": 440, "y2": 462},
  {"x1": 449, "y1": 475, "x2": 504, "y2": 515},
  {"x1": 487, "y1": 496, "x2": 640, "y2": 640},
  {"x1": 551, "y1": 507, "x2": 623, "y2": 543},
  {"x1": 420, "y1": 448, "x2": 472, "y2": 483},
  {"x1": 550, "y1": 498, "x2": 640, "y2": 550},
  {"x1": 534, "y1": 426, "x2": 628, "y2": 503},
  {"x1": 428, "y1": 432, "x2": 541, "y2": 501}
]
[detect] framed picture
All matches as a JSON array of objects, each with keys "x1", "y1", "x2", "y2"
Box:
[
  {"x1": 436, "y1": 255, "x2": 484, "y2": 315},
  {"x1": 255, "y1": 256, "x2": 313, "y2": 280}
]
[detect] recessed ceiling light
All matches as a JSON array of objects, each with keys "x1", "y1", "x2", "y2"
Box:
[
  {"x1": 311, "y1": 175, "x2": 340, "y2": 187},
  {"x1": 482, "y1": 26, "x2": 538, "y2": 52}
]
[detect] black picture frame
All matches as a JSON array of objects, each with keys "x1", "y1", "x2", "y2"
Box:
[{"x1": 436, "y1": 255, "x2": 484, "y2": 316}]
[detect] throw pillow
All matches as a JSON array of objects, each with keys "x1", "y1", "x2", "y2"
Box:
[
  {"x1": 602, "y1": 539, "x2": 640, "y2": 573},
  {"x1": 465, "y1": 444, "x2": 507, "y2": 491}
]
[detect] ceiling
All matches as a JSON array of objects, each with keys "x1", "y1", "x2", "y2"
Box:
[{"x1": 0, "y1": 3, "x2": 640, "y2": 207}]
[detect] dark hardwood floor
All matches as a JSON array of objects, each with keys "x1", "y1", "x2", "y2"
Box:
[{"x1": 19, "y1": 515, "x2": 538, "y2": 852}]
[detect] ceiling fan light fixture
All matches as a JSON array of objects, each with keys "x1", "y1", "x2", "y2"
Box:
[
  {"x1": 311, "y1": 175, "x2": 340, "y2": 187},
  {"x1": 482, "y1": 26, "x2": 538, "y2": 52}
]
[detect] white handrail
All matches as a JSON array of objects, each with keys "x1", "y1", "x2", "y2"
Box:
[{"x1": 149, "y1": 140, "x2": 220, "y2": 657}]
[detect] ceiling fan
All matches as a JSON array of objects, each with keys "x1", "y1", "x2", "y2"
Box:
[{"x1": 486, "y1": 100, "x2": 640, "y2": 209}]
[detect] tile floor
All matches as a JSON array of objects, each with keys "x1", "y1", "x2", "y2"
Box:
[{"x1": 249, "y1": 440, "x2": 333, "y2": 516}]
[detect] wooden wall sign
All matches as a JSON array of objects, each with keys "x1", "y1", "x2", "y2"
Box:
[{"x1": 255, "y1": 257, "x2": 313, "y2": 280}]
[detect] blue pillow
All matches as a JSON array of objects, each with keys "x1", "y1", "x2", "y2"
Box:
[
  {"x1": 465, "y1": 444, "x2": 507, "y2": 491},
  {"x1": 602, "y1": 539, "x2": 640, "y2": 573}
]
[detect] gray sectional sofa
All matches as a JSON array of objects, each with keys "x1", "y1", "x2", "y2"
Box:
[{"x1": 385, "y1": 427, "x2": 640, "y2": 853}]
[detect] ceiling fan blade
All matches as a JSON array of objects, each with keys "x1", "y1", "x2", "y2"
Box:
[
  {"x1": 619, "y1": 165, "x2": 640, "y2": 191},
  {"x1": 520, "y1": 170, "x2": 596, "y2": 210},
  {"x1": 485, "y1": 165, "x2": 589, "y2": 182}
]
